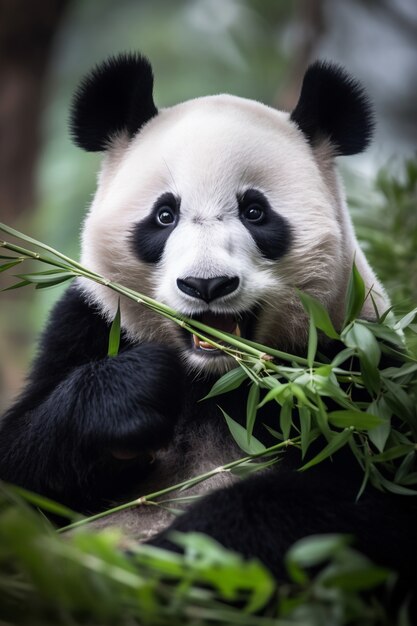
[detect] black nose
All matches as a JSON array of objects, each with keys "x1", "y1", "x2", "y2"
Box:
[{"x1": 177, "y1": 276, "x2": 239, "y2": 302}]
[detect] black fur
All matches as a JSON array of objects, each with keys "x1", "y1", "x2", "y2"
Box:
[
  {"x1": 131, "y1": 192, "x2": 180, "y2": 264},
  {"x1": 150, "y1": 469, "x2": 417, "y2": 594},
  {"x1": 70, "y1": 53, "x2": 158, "y2": 151},
  {"x1": 238, "y1": 189, "x2": 292, "y2": 260},
  {"x1": 0, "y1": 285, "x2": 183, "y2": 511},
  {"x1": 290, "y1": 61, "x2": 375, "y2": 155}
]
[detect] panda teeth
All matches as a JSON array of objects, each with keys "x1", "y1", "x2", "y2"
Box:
[{"x1": 192, "y1": 323, "x2": 241, "y2": 352}]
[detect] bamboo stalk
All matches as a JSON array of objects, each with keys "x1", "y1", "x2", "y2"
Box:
[{"x1": 59, "y1": 437, "x2": 301, "y2": 532}]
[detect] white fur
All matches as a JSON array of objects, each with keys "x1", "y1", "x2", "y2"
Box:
[{"x1": 80, "y1": 94, "x2": 389, "y2": 373}]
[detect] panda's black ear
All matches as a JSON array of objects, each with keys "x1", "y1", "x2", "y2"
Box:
[
  {"x1": 290, "y1": 61, "x2": 374, "y2": 156},
  {"x1": 70, "y1": 53, "x2": 158, "y2": 152}
]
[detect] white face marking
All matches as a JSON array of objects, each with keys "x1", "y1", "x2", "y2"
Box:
[{"x1": 80, "y1": 94, "x2": 388, "y2": 374}]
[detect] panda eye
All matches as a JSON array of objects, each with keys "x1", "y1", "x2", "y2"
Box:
[
  {"x1": 156, "y1": 207, "x2": 176, "y2": 226},
  {"x1": 242, "y1": 204, "x2": 265, "y2": 223},
  {"x1": 238, "y1": 189, "x2": 269, "y2": 225}
]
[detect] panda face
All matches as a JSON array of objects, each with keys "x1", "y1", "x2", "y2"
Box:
[{"x1": 80, "y1": 94, "x2": 349, "y2": 374}]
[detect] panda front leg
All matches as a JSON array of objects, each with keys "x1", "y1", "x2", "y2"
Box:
[{"x1": 0, "y1": 286, "x2": 184, "y2": 513}]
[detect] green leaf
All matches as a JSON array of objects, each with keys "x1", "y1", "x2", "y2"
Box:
[
  {"x1": 108, "y1": 299, "x2": 121, "y2": 357},
  {"x1": 35, "y1": 277, "x2": 74, "y2": 290},
  {"x1": 330, "y1": 347, "x2": 355, "y2": 368},
  {"x1": 343, "y1": 322, "x2": 381, "y2": 368},
  {"x1": 382, "y1": 362, "x2": 417, "y2": 380},
  {"x1": 314, "y1": 395, "x2": 333, "y2": 440},
  {"x1": 230, "y1": 457, "x2": 279, "y2": 477},
  {"x1": 1, "y1": 279, "x2": 31, "y2": 291},
  {"x1": 343, "y1": 322, "x2": 381, "y2": 393},
  {"x1": 299, "y1": 406, "x2": 311, "y2": 458},
  {"x1": 344, "y1": 262, "x2": 366, "y2": 326},
  {"x1": 219, "y1": 407, "x2": 265, "y2": 455},
  {"x1": 395, "y1": 452, "x2": 416, "y2": 484},
  {"x1": 297, "y1": 290, "x2": 339, "y2": 339},
  {"x1": 382, "y1": 378, "x2": 414, "y2": 421},
  {"x1": 312, "y1": 373, "x2": 353, "y2": 409},
  {"x1": 6, "y1": 484, "x2": 77, "y2": 520},
  {"x1": 201, "y1": 367, "x2": 248, "y2": 400},
  {"x1": 257, "y1": 382, "x2": 289, "y2": 407},
  {"x1": 18, "y1": 270, "x2": 74, "y2": 284},
  {"x1": 370, "y1": 445, "x2": 415, "y2": 463},
  {"x1": 367, "y1": 398, "x2": 391, "y2": 452},
  {"x1": 328, "y1": 410, "x2": 383, "y2": 430},
  {"x1": 307, "y1": 315, "x2": 318, "y2": 369},
  {"x1": 0, "y1": 259, "x2": 24, "y2": 272},
  {"x1": 279, "y1": 400, "x2": 293, "y2": 440},
  {"x1": 371, "y1": 468, "x2": 417, "y2": 496},
  {"x1": 321, "y1": 565, "x2": 390, "y2": 590},
  {"x1": 395, "y1": 307, "x2": 417, "y2": 331},
  {"x1": 286, "y1": 534, "x2": 350, "y2": 583},
  {"x1": 246, "y1": 383, "x2": 260, "y2": 443},
  {"x1": 300, "y1": 428, "x2": 353, "y2": 471}
]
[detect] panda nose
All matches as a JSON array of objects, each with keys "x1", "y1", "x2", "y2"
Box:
[{"x1": 177, "y1": 276, "x2": 239, "y2": 302}]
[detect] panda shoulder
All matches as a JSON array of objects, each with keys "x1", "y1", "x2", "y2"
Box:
[{"x1": 32, "y1": 284, "x2": 122, "y2": 378}]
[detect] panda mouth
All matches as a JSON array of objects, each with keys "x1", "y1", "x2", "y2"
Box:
[{"x1": 192, "y1": 312, "x2": 241, "y2": 352}]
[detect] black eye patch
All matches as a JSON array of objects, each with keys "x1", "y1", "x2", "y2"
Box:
[
  {"x1": 238, "y1": 189, "x2": 292, "y2": 260},
  {"x1": 131, "y1": 192, "x2": 180, "y2": 263}
]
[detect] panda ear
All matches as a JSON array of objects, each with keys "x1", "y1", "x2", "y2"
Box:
[
  {"x1": 70, "y1": 53, "x2": 158, "y2": 152},
  {"x1": 290, "y1": 61, "x2": 374, "y2": 156}
]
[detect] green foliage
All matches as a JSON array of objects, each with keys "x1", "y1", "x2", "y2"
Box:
[
  {"x1": 352, "y1": 158, "x2": 417, "y2": 310},
  {"x1": 0, "y1": 487, "x2": 399, "y2": 626}
]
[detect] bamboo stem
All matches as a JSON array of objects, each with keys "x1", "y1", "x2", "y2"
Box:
[{"x1": 59, "y1": 437, "x2": 301, "y2": 532}]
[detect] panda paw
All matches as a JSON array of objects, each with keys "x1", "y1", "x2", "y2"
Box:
[{"x1": 70, "y1": 343, "x2": 185, "y2": 455}]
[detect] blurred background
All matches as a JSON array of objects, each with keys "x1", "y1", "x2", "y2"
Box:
[{"x1": 1, "y1": 0, "x2": 416, "y2": 411}]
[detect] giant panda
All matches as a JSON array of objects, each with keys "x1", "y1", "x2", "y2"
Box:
[{"x1": 0, "y1": 53, "x2": 416, "y2": 606}]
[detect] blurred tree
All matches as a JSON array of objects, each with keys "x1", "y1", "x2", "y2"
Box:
[
  {"x1": 0, "y1": 0, "x2": 70, "y2": 224},
  {"x1": 277, "y1": 0, "x2": 325, "y2": 110}
]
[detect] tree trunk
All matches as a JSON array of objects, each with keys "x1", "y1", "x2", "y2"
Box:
[{"x1": 0, "y1": 0, "x2": 70, "y2": 224}]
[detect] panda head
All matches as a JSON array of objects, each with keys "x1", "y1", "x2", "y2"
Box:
[{"x1": 72, "y1": 53, "x2": 388, "y2": 375}]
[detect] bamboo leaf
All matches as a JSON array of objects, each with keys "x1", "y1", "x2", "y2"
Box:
[
  {"x1": 370, "y1": 445, "x2": 415, "y2": 463},
  {"x1": 328, "y1": 410, "x2": 383, "y2": 430},
  {"x1": 307, "y1": 315, "x2": 318, "y2": 369},
  {"x1": 279, "y1": 400, "x2": 293, "y2": 440},
  {"x1": 230, "y1": 457, "x2": 279, "y2": 477},
  {"x1": 1, "y1": 279, "x2": 31, "y2": 291},
  {"x1": 297, "y1": 290, "x2": 339, "y2": 339},
  {"x1": 395, "y1": 307, "x2": 417, "y2": 331},
  {"x1": 300, "y1": 428, "x2": 353, "y2": 471},
  {"x1": 299, "y1": 406, "x2": 312, "y2": 458},
  {"x1": 7, "y1": 484, "x2": 77, "y2": 519},
  {"x1": 367, "y1": 398, "x2": 391, "y2": 452},
  {"x1": 219, "y1": 407, "x2": 265, "y2": 455},
  {"x1": 0, "y1": 259, "x2": 24, "y2": 272},
  {"x1": 201, "y1": 367, "x2": 248, "y2": 400},
  {"x1": 18, "y1": 271, "x2": 74, "y2": 284},
  {"x1": 246, "y1": 383, "x2": 260, "y2": 443},
  {"x1": 321, "y1": 565, "x2": 390, "y2": 591},
  {"x1": 286, "y1": 534, "x2": 350, "y2": 584},
  {"x1": 108, "y1": 299, "x2": 121, "y2": 357},
  {"x1": 343, "y1": 322, "x2": 381, "y2": 368},
  {"x1": 344, "y1": 262, "x2": 366, "y2": 326}
]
